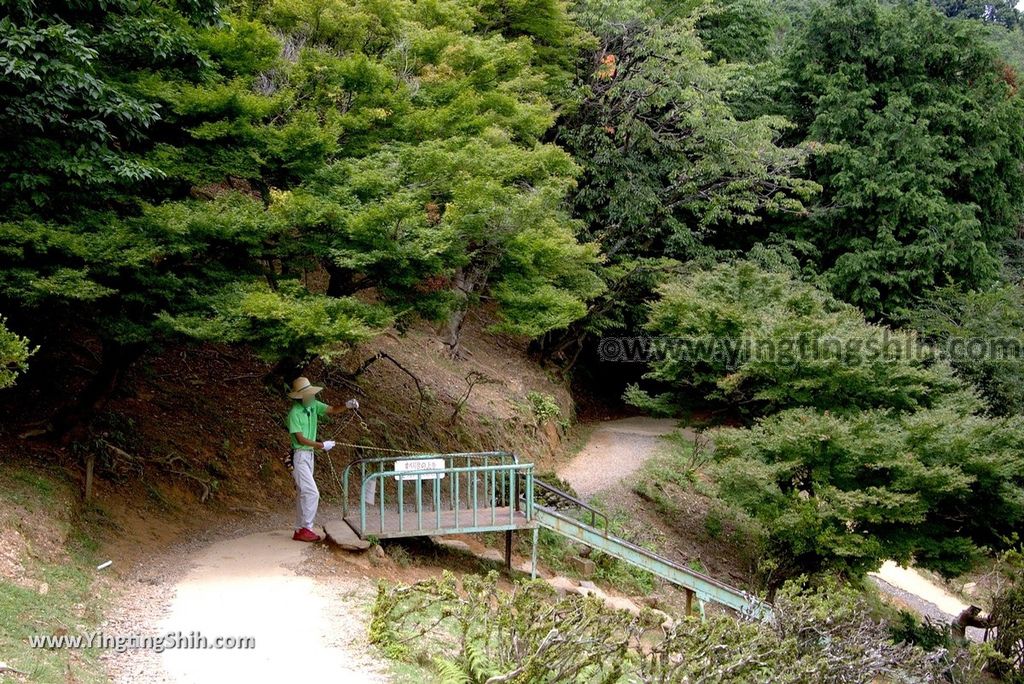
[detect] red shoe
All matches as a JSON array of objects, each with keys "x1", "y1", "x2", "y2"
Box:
[{"x1": 292, "y1": 528, "x2": 321, "y2": 542}]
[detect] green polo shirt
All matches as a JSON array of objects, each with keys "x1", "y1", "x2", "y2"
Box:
[{"x1": 288, "y1": 400, "x2": 329, "y2": 450}]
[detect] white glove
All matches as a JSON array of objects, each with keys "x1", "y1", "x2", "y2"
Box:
[
  {"x1": 345, "y1": 398, "x2": 360, "y2": 410},
  {"x1": 322, "y1": 440, "x2": 336, "y2": 451}
]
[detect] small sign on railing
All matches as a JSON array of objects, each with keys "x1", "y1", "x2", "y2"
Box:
[{"x1": 393, "y1": 458, "x2": 446, "y2": 480}]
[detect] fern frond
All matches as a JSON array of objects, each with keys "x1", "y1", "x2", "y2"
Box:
[{"x1": 433, "y1": 656, "x2": 471, "y2": 684}]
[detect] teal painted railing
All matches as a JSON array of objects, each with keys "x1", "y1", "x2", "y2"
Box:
[
  {"x1": 341, "y1": 451, "x2": 535, "y2": 537},
  {"x1": 532, "y1": 506, "x2": 773, "y2": 621}
]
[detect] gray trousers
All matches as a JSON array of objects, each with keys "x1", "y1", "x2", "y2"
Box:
[{"x1": 292, "y1": 449, "x2": 319, "y2": 530}]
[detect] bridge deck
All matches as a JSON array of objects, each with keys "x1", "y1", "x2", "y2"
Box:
[{"x1": 346, "y1": 506, "x2": 534, "y2": 540}]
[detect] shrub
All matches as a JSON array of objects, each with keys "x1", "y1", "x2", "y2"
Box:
[
  {"x1": 908, "y1": 284, "x2": 1024, "y2": 416},
  {"x1": 989, "y1": 545, "x2": 1024, "y2": 680},
  {"x1": 370, "y1": 572, "x2": 981, "y2": 682},
  {"x1": 0, "y1": 318, "x2": 32, "y2": 389},
  {"x1": 712, "y1": 401, "x2": 1024, "y2": 588},
  {"x1": 525, "y1": 391, "x2": 562, "y2": 426}
]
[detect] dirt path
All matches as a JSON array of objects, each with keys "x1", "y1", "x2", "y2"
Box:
[
  {"x1": 869, "y1": 562, "x2": 987, "y2": 641},
  {"x1": 103, "y1": 524, "x2": 389, "y2": 683},
  {"x1": 99, "y1": 418, "x2": 687, "y2": 684},
  {"x1": 557, "y1": 417, "x2": 686, "y2": 498}
]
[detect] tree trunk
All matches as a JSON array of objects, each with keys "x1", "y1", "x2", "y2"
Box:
[
  {"x1": 442, "y1": 269, "x2": 473, "y2": 357},
  {"x1": 84, "y1": 452, "x2": 96, "y2": 501},
  {"x1": 56, "y1": 340, "x2": 145, "y2": 446},
  {"x1": 325, "y1": 264, "x2": 362, "y2": 298},
  {"x1": 442, "y1": 307, "x2": 469, "y2": 357},
  {"x1": 268, "y1": 356, "x2": 307, "y2": 390}
]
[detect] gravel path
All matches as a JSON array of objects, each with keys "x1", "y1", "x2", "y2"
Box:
[
  {"x1": 869, "y1": 576, "x2": 986, "y2": 642},
  {"x1": 97, "y1": 419, "x2": 686, "y2": 684},
  {"x1": 869, "y1": 562, "x2": 986, "y2": 642},
  {"x1": 102, "y1": 510, "x2": 389, "y2": 683},
  {"x1": 556, "y1": 417, "x2": 686, "y2": 498}
]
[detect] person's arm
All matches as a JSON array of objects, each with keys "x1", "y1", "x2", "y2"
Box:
[{"x1": 291, "y1": 432, "x2": 324, "y2": 449}]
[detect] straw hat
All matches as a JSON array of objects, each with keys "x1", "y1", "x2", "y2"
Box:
[{"x1": 288, "y1": 376, "x2": 323, "y2": 399}]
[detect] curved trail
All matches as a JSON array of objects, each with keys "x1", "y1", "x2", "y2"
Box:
[
  {"x1": 106, "y1": 416, "x2": 980, "y2": 682},
  {"x1": 105, "y1": 417, "x2": 685, "y2": 683},
  {"x1": 104, "y1": 528, "x2": 388, "y2": 684},
  {"x1": 869, "y1": 562, "x2": 987, "y2": 641}
]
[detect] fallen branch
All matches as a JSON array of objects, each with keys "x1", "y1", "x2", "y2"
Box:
[
  {"x1": 18, "y1": 420, "x2": 52, "y2": 439},
  {"x1": 485, "y1": 629, "x2": 561, "y2": 684},
  {"x1": 97, "y1": 438, "x2": 139, "y2": 465}
]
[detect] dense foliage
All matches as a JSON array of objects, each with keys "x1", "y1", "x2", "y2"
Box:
[
  {"x1": 4, "y1": 0, "x2": 1024, "y2": 670},
  {"x1": 630, "y1": 260, "x2": 1024, "y2": 586},
  {"x1": 0, "y1": 0, "x2": 603, "y2": 425},
  {"x1": 908, "y1": 284, "x2": 1024, "y2": 416},
  {"x1": 933, "y1": 0, "x2": 1022, "y2": 29},
  {"x1": 777, "y1": 0, "x2": 1024, "y2": 318},
  {"x1": 989, "y1": 546, "x2": 1024, "y2": 680},
  {"x1": 0, "y1": 0, "x2": 382, "y2": 412},
  {"x1": 371, "y1": 571, "x2": 981, "y2": 683},
  {"x1": 714, "y1": 400, "x2": 1024, "y2": 585},
  {"x1": 0, "y1": 318, "x2": 32, "y2": 389},
  {"x1": 536, "y1": 0, "x2": 816, "y2": 364},
  {"x1": 626, "y1": 259, "x2": 958, "y2": 417}
]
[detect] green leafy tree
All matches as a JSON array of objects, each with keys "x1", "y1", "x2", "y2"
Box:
[
  {"x1": 0, "y1": 0, "x2": 604, "y2": 437},
  {"x1": 161, "y1": 280, "x2": 390, "y2": 364},
  {"x1": 626, "y1": 259, "x2": 959, "y2": 417},
  {"x1": 692, "y1": 0, "x2": 798, "y2": 123},
  {"x1": 0, "y1": 0, "x2": 194, "y2": 212},
  {"x1": 473, "y1": 0, "x2": 589, "y2": 103},
  {"x1": 256, "y1": 0, "x2": 605, "y2": 355},
  {"x1": 280, "y1": 136, "x2": 603, "y2": 355},
  {"x1": 696, "y1": 0, "x2": 776, "y2": 63},
  {"x1": 631, "y1": 259, "x2": 1024, "y2": 585},
  {"x1": 0, "y1": 1, "x2": 385, "y2": 432},
  {"x1": 537, "y1": 0, "x2": 816, "y2": 365},
  {"x1": 908, "y1": 284, "x2": 1024, "y2": 415},
  {"x1": 779, "y1": 0, "x2": 1024, "y2": 318},
  {"x1": 713, "y1": 398, "x2": 1024, "y2": 587},
  {"x1": 975, "y1": 21, "x2": 1024, "y2": 73},
  {"x1": 562, "y1": 0, "x2": 813, "y2": 249},
  {"x1": 0, "y1": 318, "x2": 33, "y2": 389},
  {"x1": 932, "y1": 0, "x2": 1022, "y2": 29}
]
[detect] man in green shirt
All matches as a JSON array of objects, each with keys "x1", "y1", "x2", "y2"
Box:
[{"x1": 286, "y1": 376, "x2": 356, "y2": 542}]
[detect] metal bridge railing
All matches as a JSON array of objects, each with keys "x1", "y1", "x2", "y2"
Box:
[
  {"x1": 341, "y1": 451, "x2": 534, "y2": 536},
  {"x1": 334, "y1": 450, "x2": 771, "y2": 620},
  {"x1": 526, "y1": 474, "x2": 610, "y2": 534}
]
